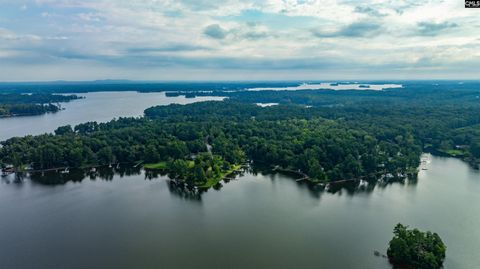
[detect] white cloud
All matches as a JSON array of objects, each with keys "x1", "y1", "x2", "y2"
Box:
[{"x1": 0, "y1": 0, "x2": 478, "y2": 80}]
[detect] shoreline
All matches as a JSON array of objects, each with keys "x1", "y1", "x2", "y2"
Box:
[{"x1": 3, "y1": 151, "x2": 474, "y2": 188}]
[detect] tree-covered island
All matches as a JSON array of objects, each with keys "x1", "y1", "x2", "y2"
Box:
[{"x1": 388, "y1": 224, "x2": 446, "y2": 269}]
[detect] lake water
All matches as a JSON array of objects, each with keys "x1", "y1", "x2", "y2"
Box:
[
  {"x1": 256, "y1": 102, "x2": 279, "y2": 107},
  {"x1": 0, "y1": 154, "x2": 478, "y2": 269},
  {"x1": 247, "y1": 83, "x2": 403, "y2": 91},
  {"x1": 0, "y1": 92, "x2": 225, "y2": 141}
]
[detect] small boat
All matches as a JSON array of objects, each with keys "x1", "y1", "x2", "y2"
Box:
[{"x1": 60, "y1": 168, "x2": 70, "y2": 174}]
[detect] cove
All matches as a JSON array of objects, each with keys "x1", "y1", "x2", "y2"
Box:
[{"x1": 0, "y1": 91, "x2": 225, "y2": 141}]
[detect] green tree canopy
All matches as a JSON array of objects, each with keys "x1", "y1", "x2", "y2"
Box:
[{"x1": 387, "y1": 223, "x2": 446, "y2": 269}]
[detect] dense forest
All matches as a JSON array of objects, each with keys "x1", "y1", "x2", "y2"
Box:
[
  {"x1": 0, "y1": 101, "x2": 421, "y2": 187},
  {"x1": 161, "y1": 82, "x2": 480, "y2": 168},
  {"x1": 0, "y1": 93, "x2": 80, "y2": 117},
  {"x1": 388, "y1": 224, "x2": 446, "y2": 269},
  {"x1": 217, "y1": 82, "x2": 480, "y2": 167},
  {"x1": 1, "y1": 81, "x2": 479, "y2": 187},
  {"x1": 0, "y1": 81, "x2": 301, "y2": 94}
]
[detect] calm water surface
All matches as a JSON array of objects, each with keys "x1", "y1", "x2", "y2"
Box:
[
  {"x1": 0, "y1": 92, "x2": 224, "y2": 141},
  {"x1": 0, "y1": 154, "x2": 479, "y2": 269},
  {"x1": 247, "y1": 83, "x2": 403, "y2": 91}
]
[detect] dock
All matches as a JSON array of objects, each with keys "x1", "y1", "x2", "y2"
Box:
[{"x1": 272, "y1": 166, "x2": 310, "y2": 182}]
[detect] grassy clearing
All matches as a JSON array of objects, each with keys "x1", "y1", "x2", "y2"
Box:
[
  {"x1": 435, "y1": 149, "x2": 466, "y2": 157},
  {"x1": 144, "y1": 160, "x2": 240, "y2": 189},
  {"x1": 199, "y1": 164, "x2": 242, "y2": 188},
  {"x1": 144, "y1": 160, "x2": 195, "y2": 170},
  {"x1": 144, "y1": 161, "x2": 168, "y2": 170},
  {"x1": 445, "y1": 149, "x2": 465, "y2": 157}
]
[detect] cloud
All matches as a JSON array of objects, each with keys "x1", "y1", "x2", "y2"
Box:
[
  {"x1": 243, "y1": 31, "x2": 268, "y2": 40},
  {"x1": 354, "y1": 6, "x2": 386, "y2": 17},
  {"x1": 0, "y1": 28, "x2": 42, "y2": 42},
  {"x1": 230, "y1": 22, "x2": 272, "y2": 40},
  {"x1": 0, "y1": 0, "x2": 478, "y2": 80},
  {"x1": 312, "y1": 21, "x2": 382, "y2": 38},
  {"x1": 203, "y1": 24, "x2": 228, "y2": 39},
  {"x1": 127, "y1": 44, "x2": 213, "y2": 53},
  {"x1": 175, "y1": 0, "x2": 222, "y2": 11},
  {"x1": 417, "y1": 21, "x2": 458, "y2": 36},
  {"x1": 77, "y1": 12, "x2": 103, "y2": 22}
]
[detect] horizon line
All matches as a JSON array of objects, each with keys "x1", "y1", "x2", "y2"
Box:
[{"x1": 0, "y1": 79, "x2": 479, "y2": 84}]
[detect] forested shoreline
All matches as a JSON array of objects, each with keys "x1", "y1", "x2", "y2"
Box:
[
  {"x1": 1, "y1": 82, "x2": 480, "y2": 187},
  {"x1": 0, "y1": 93, "x2": 80, "y2": 117},
  {"x1": 1, "y1": 101, "x2": 422, "y2": 186}
]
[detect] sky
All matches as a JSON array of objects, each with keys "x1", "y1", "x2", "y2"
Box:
[{"x1": 0, "y1": 0, "x2": 479, "y2": 81}]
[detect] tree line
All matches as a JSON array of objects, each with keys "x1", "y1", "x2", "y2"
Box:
[
  {"x1": 219, "y1": 83, "x2": 480, "y2": 168},
  {"x1": 0, "y1": 93, "x2": 80, "y2": 117},
  {"x1": 1, "y1": 101, "x2": 422, "y2": 185}
]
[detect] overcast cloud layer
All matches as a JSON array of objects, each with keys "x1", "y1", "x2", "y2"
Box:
[{"x1": 0, "y1": 0, "x2": 479, "y2": 81}]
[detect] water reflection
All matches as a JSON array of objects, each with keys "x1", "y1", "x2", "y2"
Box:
[
  {"x1": 167, "y1": 180, "x2": 203, "y2": 201},
  {"x1": 1, "y1": 172, "x2": 26, "y2": 184},
  {"x1": 324, "y1": 174, "x2": 418, "y2": 196},
  {"x1": 2, "y1": 163, "x2": 421, "y2": 202},
  {"x1": 247, "y1": 163, "x2": 420, "y2": 198},
  {"x1": 1, "y1": 155, "x2": 479, "y2": 269},
  {"x1": 24, "y1": 164, "x2": 144, "y2": 185}
]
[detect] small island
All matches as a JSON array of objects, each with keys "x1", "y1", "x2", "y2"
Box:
[
  {"x1": 0, "y1": 93, "x2": 80, "y2": 117},
  {"x1": 388, "y1": 223, "x2": 446, "y2": 269}
]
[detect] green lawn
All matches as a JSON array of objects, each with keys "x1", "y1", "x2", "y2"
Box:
[
  {"x1": 441, "y1": 149, "x2": 465, "y2": 157},
  {"x1": 144, "y1": 161, "x2": 168, "y2": 170},
  {"x1": 199, "y1": 164, "x2": 242, "y2": 188},
  {"x1": 144, "y1": 161, "x2": 241, "y2": 189},
  {"x1": 144, "y1": 160, "x2": 195, "y2": 170}
]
